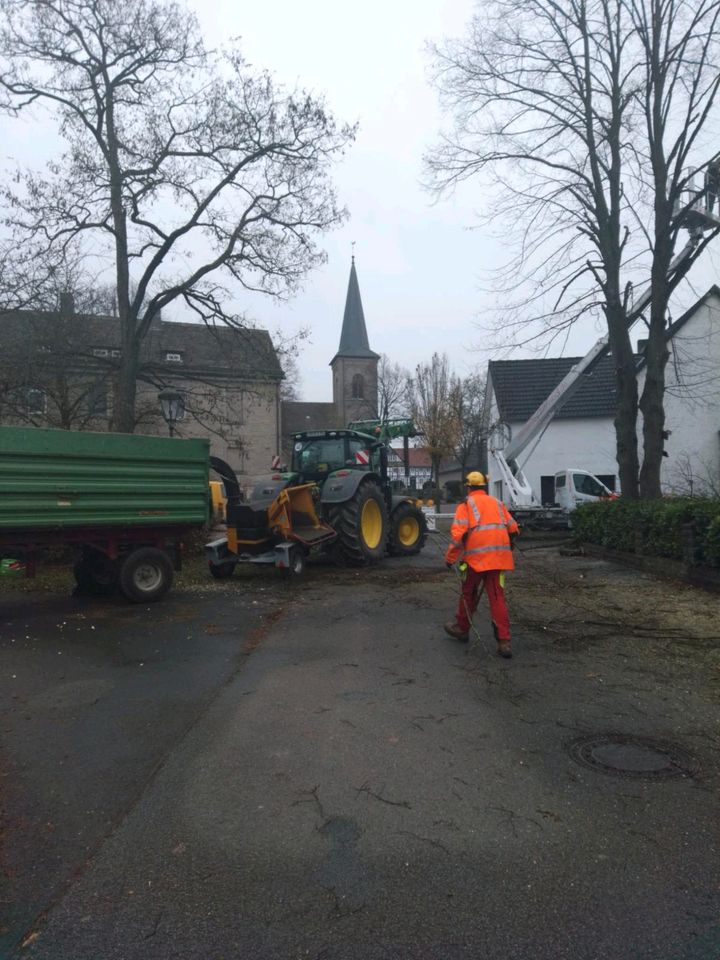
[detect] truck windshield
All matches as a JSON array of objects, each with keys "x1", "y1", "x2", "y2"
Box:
[{"x1": 572, "y1": 473, "x2": 607, "y2": 497}]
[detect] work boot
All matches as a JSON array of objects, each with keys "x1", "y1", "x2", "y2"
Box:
[
  {"x1": 444, "y1": 621, "x2": 469, "y2": 642},
  {"x1": 497, "y1": 640, "x2": 512, "y2": 659}
]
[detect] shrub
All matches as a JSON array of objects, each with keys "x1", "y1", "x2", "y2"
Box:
[
  {"x1": 573, "y1": 497, "x2": 720, "y2": 565},
  {"x1": 703, "y1": 515, "x2": 720, "y2": 567}
]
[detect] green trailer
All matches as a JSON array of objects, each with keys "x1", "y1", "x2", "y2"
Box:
[{"x1": 0, "y1": 426, "x2": 211, "y2": 602}]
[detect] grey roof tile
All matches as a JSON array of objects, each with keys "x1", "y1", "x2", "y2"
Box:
[
  {"x1": 281, "y1": 401, "x2": 341, "y2": 435},
  {"x1": 489, "y1": 355, "x2": 617, "y2": 420},
  {"x1": 1, "y1": 311, "x2": 283, "y2": 380}
]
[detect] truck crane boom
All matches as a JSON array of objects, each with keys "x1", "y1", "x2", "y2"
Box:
[
  {"x1": 501, "y1": 233, "x2": 701, "y2": 472},
  {"x1": 490, "y1": 164, "x2": 720, "y2": 513}
]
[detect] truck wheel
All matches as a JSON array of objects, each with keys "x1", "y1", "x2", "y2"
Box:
[
  {"x1": 119, "y1": 548, "x2": 174, "y2": 603},
  {"x1": 388, "y1": 502, "x2": 427, "y2": 556},
  {"x1": 73, "y1": 552, "x2": 119, "y2": 596},
  {"x1": 326, "y1": 480, "x2": 388, "y2": 566},
  {"x1": 209, "y1": 560, "x2": 236, "y2": 580}
]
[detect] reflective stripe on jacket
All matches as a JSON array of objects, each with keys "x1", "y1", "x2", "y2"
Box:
[{"x1": 445, "y1": 490, "x2": 519, "y2": 572}]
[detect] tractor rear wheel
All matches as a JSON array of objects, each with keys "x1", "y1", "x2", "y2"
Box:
[
  {"x1": 388, "y1": 502, "x2": 427, "y2": 556},
  {"x1": 326, "y1": 480, "x2": 388, "y2": 566}
]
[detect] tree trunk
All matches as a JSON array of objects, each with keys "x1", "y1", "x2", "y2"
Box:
[
  {"x1": 606, "y1": 302, "x2": 640, "y2": 499},
  {"x1": 639, "y1": 238, "x2": 672, "y2": 499},
  {"x1": 105, "y1": 85, "x2": 137, "y2": 434}
]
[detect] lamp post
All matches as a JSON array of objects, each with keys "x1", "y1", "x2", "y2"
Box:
[{"x1": 158, "y1": 389, "x2": 184, "y2": 437}]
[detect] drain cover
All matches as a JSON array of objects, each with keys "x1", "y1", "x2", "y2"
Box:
[{"x1": 567, "y1": 734, "x2": 698, "y2": 780}]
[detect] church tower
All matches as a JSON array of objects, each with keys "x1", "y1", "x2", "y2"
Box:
[{"x1": 331, "y1": 257, "x2": 379, "y2": 425}]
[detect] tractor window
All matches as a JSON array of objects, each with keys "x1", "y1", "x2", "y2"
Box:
[
  {"x1": 296, "y1": 438, "x2": 346, "y2": 475},
  {"x1": 348, "y1": 438, "x2": 371, "y2": 469}
]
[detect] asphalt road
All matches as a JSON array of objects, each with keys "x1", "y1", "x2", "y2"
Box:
[{"x1": 1, "y1": 540, "x2": 719, "y2": 959}]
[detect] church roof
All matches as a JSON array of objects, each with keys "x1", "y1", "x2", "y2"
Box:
[
  {"x1": 331, "y1": 258, "x2": 380, "y2": 363},
  {"x1": 281, "y1": 401, "x2": 341, "y2": 436}
]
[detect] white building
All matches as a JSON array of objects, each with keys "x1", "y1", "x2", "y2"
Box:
[{"x1": 485, "y1": 286, "x2": 720, "y2": 504}]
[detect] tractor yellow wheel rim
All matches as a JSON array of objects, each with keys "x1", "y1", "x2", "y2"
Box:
[
  {"x1": 398, "y1": 516, "x2": 420, "y2": 547},
  {"x1": 360, "y1": 498, "x2": 383, "y2": 549}
]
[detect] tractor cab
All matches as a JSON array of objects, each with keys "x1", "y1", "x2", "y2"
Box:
[{"x1": 291, "y1": 430, "x2": 382, "y2": 485}]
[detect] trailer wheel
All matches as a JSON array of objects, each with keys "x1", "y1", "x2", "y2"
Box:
[
  {"x1": 73, "y1": 551, "x2": 119, "y2": 596},
  {"x1": 388, "y1": 502, "x2": 427, "y2": 556},
  {"x1": 209, "y1": 560, "x2": 236, "y2": 580},
  {"x1": 281, "y1": 546, "x2": 306, "y2": 577},
  {"x1": 119, "y1": 548, "x2": 174, "y2": 603}
]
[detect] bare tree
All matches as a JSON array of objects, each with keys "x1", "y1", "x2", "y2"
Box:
[
  {"x1": 376, "y1": 354, "x2": 411, "y2": 420},
  {"x1": 273, "y1": 329, "x2": 308, "y2": 403},
  {"x1": 408, "y1": 352, "x2": 461, "y2": 489},
  {"x1": 0, "y1": 0, "x2": 354, "y2": 432},
  {"x1": 452, "y1": 370, "x2": 487, "y2": 476},
  {"x1": 428, "y1": 0, "x2": 720, "y2": 499}
]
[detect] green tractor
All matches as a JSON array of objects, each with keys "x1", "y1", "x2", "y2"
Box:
[{"x1": 207, "y1": 422, "x2": 427, "y2": 577}]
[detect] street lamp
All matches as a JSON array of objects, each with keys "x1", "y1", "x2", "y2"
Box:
[{"x1": 158, "y1": 389, "x2": 185, "y2": 437}]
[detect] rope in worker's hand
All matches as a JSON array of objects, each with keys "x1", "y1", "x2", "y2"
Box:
[{"x1": 426, "y1": 528, "x2": 491, "y2": 654}]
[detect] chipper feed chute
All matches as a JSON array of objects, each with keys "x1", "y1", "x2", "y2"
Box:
[{"x1": 267, "y1": 484, "x2": 336, "y2": 548}]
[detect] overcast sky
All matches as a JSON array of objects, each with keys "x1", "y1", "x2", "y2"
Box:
[
  {"x1": 3, "y1": 0, "x2": 719, "y2": 403},
  {"x1": 194, "y1": 0, "x2": 502, "y2": 401}
]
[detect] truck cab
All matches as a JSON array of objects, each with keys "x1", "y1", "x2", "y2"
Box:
[{"x1": 555, "y1": 470, "x2": 616, "y2": 510}]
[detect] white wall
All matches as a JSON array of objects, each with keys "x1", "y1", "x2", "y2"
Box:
[
  {"x1": 637, "y1": 293, "x2": 720, "y2": 495},
  {"x1": 489, "y1": 291, "x2": 720, "y2": 505}
]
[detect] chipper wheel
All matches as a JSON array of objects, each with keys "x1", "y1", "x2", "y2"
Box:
[
  {"x1": 326, "y1": 480, "x2": 388, "y2": 566},
  {"x1": 388, "y1": 502, "x2": 427, "y2": 556}
]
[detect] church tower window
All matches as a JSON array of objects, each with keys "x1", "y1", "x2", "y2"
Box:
[{"x1": 351, "y1": 374, "x2": 365, "y2": 399}]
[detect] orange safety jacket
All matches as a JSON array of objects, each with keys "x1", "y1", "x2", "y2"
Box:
[{"x1": 445, "y1": 489, "x2": 519, "y2": 572}]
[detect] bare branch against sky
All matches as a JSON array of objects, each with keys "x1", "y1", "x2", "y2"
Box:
[
  {"x1": 0, "y1": 0, "x2": 355, "y2": 430},
  {"x1": 427, "y1": 0, "x2": 720, "y2": 497}
]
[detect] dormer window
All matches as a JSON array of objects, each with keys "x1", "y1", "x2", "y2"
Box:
[
  {"x1": 165, "y1": 351, "x2": 183, "y2": 363},
  {"x1": 92, "y1": 347, "x2": 121, "y2": 359}
]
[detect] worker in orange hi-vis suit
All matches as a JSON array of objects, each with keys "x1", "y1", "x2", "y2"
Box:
[{"x1": 444, "y1": 471, "x2": 519, "y2": 658}]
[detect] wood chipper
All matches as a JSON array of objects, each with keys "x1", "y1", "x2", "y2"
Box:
[
  {"x1": 206, "y1": 482, "x2": 337, "y2": 577},
  {"x1": 205, "y1": 421, "x2": 427, "y2": 579}
]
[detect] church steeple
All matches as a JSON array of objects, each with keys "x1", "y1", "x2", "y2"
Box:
[
  {"x1": 332, "y1": 257, "x2": 380, "y2": 362},
  {"x1": 330, "y1": 256, "x2": 380, "y2": 423}
]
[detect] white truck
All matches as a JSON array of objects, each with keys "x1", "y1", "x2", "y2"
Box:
[{"x1": 490, "y1": 166, "x2": 717, "y2": 528}]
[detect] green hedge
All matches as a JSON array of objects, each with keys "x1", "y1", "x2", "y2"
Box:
[{"x1": 572, "y1": 498, "x2": 720, "y2": 567}]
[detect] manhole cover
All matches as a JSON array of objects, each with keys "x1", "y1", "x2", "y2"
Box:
[{"x1": 567, "y1": 734, "x2": 698, "y2": 780}]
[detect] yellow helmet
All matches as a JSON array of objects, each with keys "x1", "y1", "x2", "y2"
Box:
[{"x1": 465, "y1": 471, "x2": 487, "y2": 486}]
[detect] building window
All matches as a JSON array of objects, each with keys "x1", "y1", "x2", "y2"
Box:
[
  {"x1": 24, "y1": 387, "x2": 47, "y2": 415},
  {"x1": 92, "y1": 347, "x2": 121, "y2": 359},
  {"x1": 165, "y1": 352, "x2": 183, "y2": 363},
  {"x1": 351, "y1": 374, "x2": 365, "y2": 399},
  {"x1": 596, "y1": 474, "x2": 616, "y2": 492}
]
